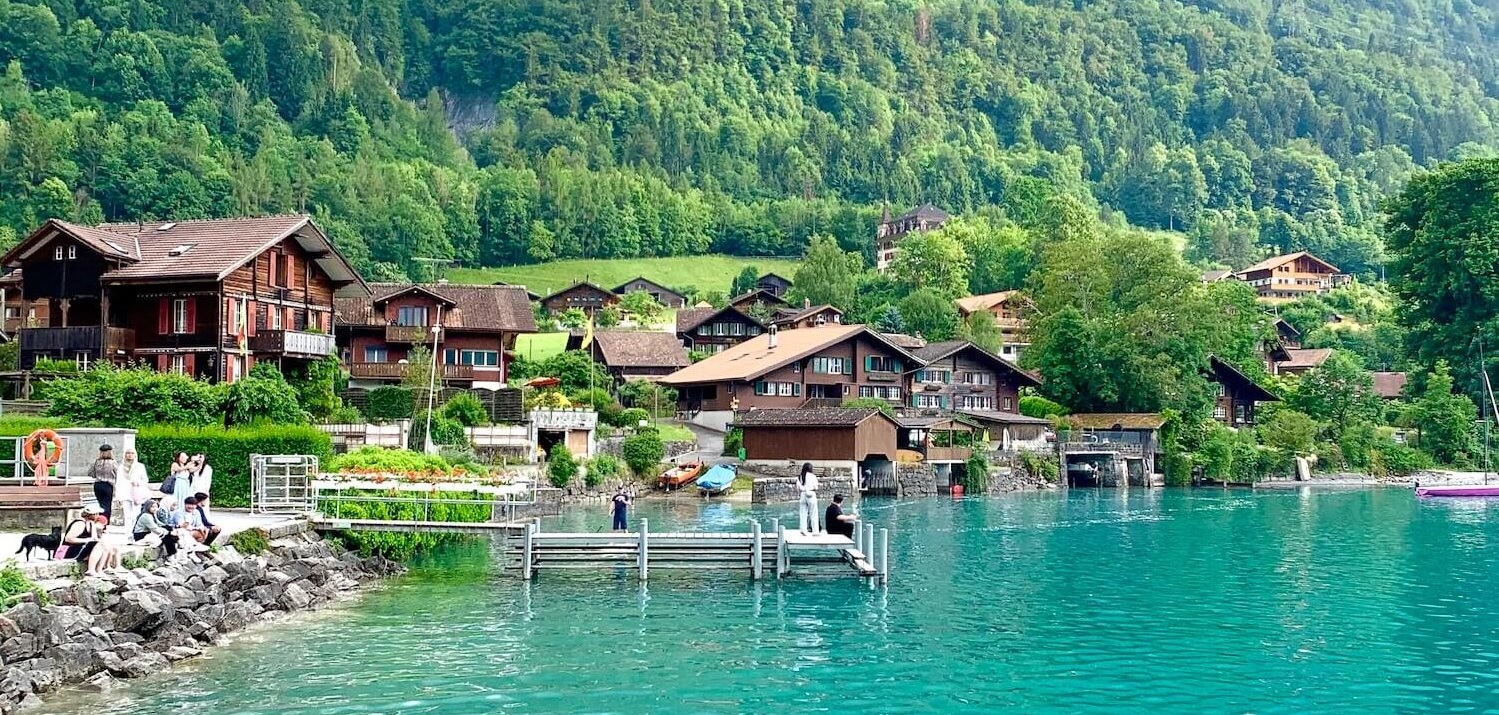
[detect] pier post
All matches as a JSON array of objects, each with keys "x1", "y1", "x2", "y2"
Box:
[
  {"x1": 521, "y1": 523, "x2": 535, "y2": 580},
  {"x1": 751, "y1": 520, "x2": 763, "y2": 580},
  {"x1": 878, "y1": 528, "x2": 889, "y2": 585},
  {"x1": 864, "y1": 523, "x2": 874, "y2": 559},
  {"x1": 638, "y1": 518, "x2": 650, "y2": 581},
  {"x1": 775, "y1": 523, "x2": 787, "y2": 578}
]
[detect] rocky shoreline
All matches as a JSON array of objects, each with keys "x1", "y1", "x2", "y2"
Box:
[{"x1": 0, "y1": 531, "x2": 402, "y2": 713}]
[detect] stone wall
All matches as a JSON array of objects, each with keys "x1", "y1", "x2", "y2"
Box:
[
  {"x1": 895, "y1": 464, "x2": 938, "y2": 497},
  {"x1": 744, "y1": 461, "x2": 856, "y2": 504},
  {"x1": 988, "y1": 454, "x2": 1061, "y2": 492},
  {"x1": 0, "y1": 532, "x2": 401, "y2": 712},
  {"x1": 596, "y1": 437, "x2": 697, "y2": 461}
]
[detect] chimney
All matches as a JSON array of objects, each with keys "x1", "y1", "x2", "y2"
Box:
[{"x1": 768, "y1": 325, "x2": 778, "y2": 349}]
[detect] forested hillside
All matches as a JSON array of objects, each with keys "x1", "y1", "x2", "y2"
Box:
[{"x1": 0, "y1": 0, "x2": 1494, "y2": 280}]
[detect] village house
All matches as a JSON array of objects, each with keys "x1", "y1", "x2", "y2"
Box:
[
  {"x1": 1372, "y1": 372, "x2": 1408, "y2": 400},
  {"x1": 0, "y1": 216, "x2": 366, "y2": 381},
  {"x1": 675, "y1": 305, "x2": 764, "y2": 355},
  {"x1": 1208, "y1": 356, "x2": 1278, "y2": 427},
  {"x1": 612, "y1": 277, "x2": 687, "y2": 309},
  {"x1": 755, "y1": 273, "x2": 794, "y2": 298},
  {"x1": 770, "y1": 302, "x2": 843, "y2": 330},
  {"x1": 335, "y1": 282, "x2": 537, "y2": 389},
  {"x1": 491, "y1": 281, "x2": 541, "y2": 300},
  {"x1": 659, "y1": 324, "x2": 919, "y2": 431},
  {"x1": 876, "y1": 203, "x2": 951, "y2": 271},
  {"x1": 906, "y1": 340, "x2": 1040, "y2": 414},
  {"x1": 540, "y1": 281, "x2": 618, "y2": 316},
  {"x1": 954, "y1": 290, "x2": 1032, "y2": 361},
  {"x1": 588, "y1": 330, "x2": 691, "y2": 383},
  {"x1": 0, "y1": 271, "x2": 46, "y2": 338},
  {"x1": 1235, "y1": 251, "x2": 1348, "y2": 303},
  {"x1": 1277, "y1": 347, "x2": 1333, "y2": 376},
  {"x1": 727, "y1": 289, "x2": 788, "y2": 315}
]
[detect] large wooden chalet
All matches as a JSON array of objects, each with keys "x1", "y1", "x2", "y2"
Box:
[
  {"x1": 907, "y1": 340, "x2": 1040, "y2": 414},
  {"x1": 675, "y1": 305, "x2": 764, "y2": 355},
  {"x1": 1, "y1": 216, "x2": 366, "y2": 381},
  {"x1": 335, "y1": 282, "x2": 537, "y2": 389},
  {"x1": 1235, "y1": 251, "x2": 1347, "y2": 303}
]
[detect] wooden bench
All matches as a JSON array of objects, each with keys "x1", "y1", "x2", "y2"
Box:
[{"x1": 0, "y1": 486, "x2": 85, "y2": 531}]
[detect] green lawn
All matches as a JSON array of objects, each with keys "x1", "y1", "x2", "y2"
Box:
[
  {"x1": 448, "y1": 255, "x2": 801, "y2": 297},
  {"x1": 652, "y1": 421, "x2": 695, "y2": 443},
  {"x1": 513, "y1": 332, "x2": 570, "y2": 361}
]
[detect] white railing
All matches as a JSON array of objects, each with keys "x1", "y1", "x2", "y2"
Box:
[{"x1": 285, "y1": 330, "x2": 336, "y2": 356}]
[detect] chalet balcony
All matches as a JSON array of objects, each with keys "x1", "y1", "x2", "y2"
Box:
[
  {"x1": 249, "y1": 330, "x2": 336, "y2": 358},
  {"x1": 349, "y1": 363, "x2": 475, "y2": 381},
  {"x1": 924, "y1": 446, "x2": 973, "y2": 462},
  {"x1": 384, "y1": 325, "x2": 431, "y2": 343},
  {"x1": 19, "y1": 326, "x2": 136, "y2": 356},
  {"x1": 866, "y1": 372, "x2": 900, "y2": 382}
]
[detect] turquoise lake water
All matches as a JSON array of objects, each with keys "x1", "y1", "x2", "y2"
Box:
[{"x1": 47, "y1": 489, "x2": 1499, "y2": 714}]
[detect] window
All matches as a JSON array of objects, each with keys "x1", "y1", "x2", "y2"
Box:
[
  {"x1": 67, "y1": 245, "x2": 76, "y2": 260},
  {"x1": 859, "y1": 385, "x2": 901, "y2": 401},
  {"x1": 914, "y1": 394, "x2": 944, "y2": 409},
  {"x1": 866, "y1": 355, "x2": 900, "y2": 372},
  {"x1": 54, "y1": 246, "x2": 63, "y2": 261},
  {"x1": 730, "y1": 323, "x2": 744, "y2": 336},
  {"x1": 961, "y1": 395, "x2": 994, "y2": 411},
  {"x1": 1002, "y1": 396, "x2": 1013, "y2": 411},
  {"x1": 754, "y1": 381, "x2": 800, "y2": 397},
  {"x1": 396, "y1": 306, "x2": 428, "y2": 327},
  {"x1": 443, "y1": 349, "x2": 459, "y2": 365},
  {"x1": 227, "y1": 299, "x2": 241, "y2": 335},
  {"x1": 169, "y1": 355, "x2": 186, "y2": 375},
  {"x1": 270, "y1": 308, "x2": 283, "y2": 330},
  {"x1": 172, "y1": 299, "x2": 190, "y2": 334},
  {"x1": 4, "y1": 307, "x2": 19, "y2": 320},
  {"x1": 813, "y1": 357, "x2": 848, "y2": 374},
  {"x1": 459, "y1": 350, "x2": 500, "y2": 367},
  {"x1": 1213, "y1": 404, "x2": 1227, "y2": 421},
  {"x1": 270, "y1": 252, "x2": 287, "y2": 287},
  {"x1": 748, "y1": 326, "x2": 762, "y2": 336},
  {"x1": 961, "y1": 371, "x2": 991, "y2": 385},
  {"x1": 363, "y1": 347, "x2": 387, "y2": 363}
]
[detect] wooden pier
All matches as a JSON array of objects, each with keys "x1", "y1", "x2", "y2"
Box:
[{"x1": 507, "y1": 518, "x2": 890, "y2": 583}]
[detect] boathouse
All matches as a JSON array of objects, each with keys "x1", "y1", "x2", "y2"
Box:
[
  {"x1": 1062, "y1": 413, "x2": 1166, "y2": 487},
  {"x1": 734, "y1": 407, "x2": 898, "y2": 482}
]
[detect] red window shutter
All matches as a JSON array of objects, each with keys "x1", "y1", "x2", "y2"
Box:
[
  {"x1": 284, "y1": 254, "x2": 295, "y2": 288},
  {"x1": 247, "y1": 301, "x2": 257, "y2": 336},
  {"x1": 183, "y1": 353, "x2": 196, "y2": 377},
  {"x1": 157, "y1": 299, "x2": 169, "y2": 335},
  {"x1": 320, "y1": 312, "x2": 330, "y2": 332},
  {"x1": 156, "y1": 355, "x2": 168, "y2": 372},
  {"x1": 268, "y1": 253, "x2": 278, "y2": 287},
  {"x1": 226, "y1": 298, "x2": 237, "y2": 336},
  {"x1": 284, "y1": 306, "x2": 294, "y2": 329},
  {"x1": 185, "y1": 297, "x2": 197, "y2": 334}
]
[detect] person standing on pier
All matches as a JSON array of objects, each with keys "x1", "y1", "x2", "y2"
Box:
[
  {"x1": 610, "y1": 487, "x2": 631, "y2": 532},
  {"x1": 797, "y1": 463, "x2": 820, "y2": 534}
]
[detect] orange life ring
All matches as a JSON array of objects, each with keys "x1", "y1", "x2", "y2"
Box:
[{"x1": 22, "y1": 429, "x2": 63, "y2": 466}]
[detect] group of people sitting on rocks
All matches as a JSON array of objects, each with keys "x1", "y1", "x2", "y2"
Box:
[{"x1": 58, "y1": 444, "x2": 223, "y2": 576}]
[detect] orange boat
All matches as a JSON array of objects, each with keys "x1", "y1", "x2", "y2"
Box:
[{"x1": 659, "y1": 462, "x2": 704, "y2": 490}]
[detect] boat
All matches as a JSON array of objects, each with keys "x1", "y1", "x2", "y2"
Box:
[
  {"x1": 1416, "y1": 484, "x2": 1499, "y2": 498},
  {"x1": 697, "y1": 464, "x2": 736, "y2": 496},
  {"x1": 659, "y1": 462, "x2": 704, "y2": 490}
]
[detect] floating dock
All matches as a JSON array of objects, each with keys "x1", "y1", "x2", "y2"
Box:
[{"x1": 506, "y1": 518, "x2": 889, "y2": 583}]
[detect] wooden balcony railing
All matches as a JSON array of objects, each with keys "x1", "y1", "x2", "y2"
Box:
[
  {"x1": 384, "y1": 325, "x2": 431, "y2": 343},
  {"x1": 924, "y1": 446, "x2": 973, "y2": 462},
  {"x1": 349, "y1": 363, "x2": 475, "y2": 380},
  {"x1": 249, "y1": 330, "x2": 336, "y2": 357},
  {"x1": 19, "y1": 326, "x2": 135, "y2": 355}
]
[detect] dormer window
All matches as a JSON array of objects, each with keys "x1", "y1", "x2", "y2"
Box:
[
  {"x1": 396, "y1": 306, "x2": 429, "y2": 327},
  {"x1": 67, "y1": 245, "x2": 76, "y2": 259},
  {"x1": 54, "y1": 247, "x2": 63, "y2": 261}
]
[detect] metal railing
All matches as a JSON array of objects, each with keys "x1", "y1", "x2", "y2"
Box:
[
  {"x1": 0, "y1": 436, "x2": 75, "y2": 485},
  {"x1": 310, "y1": 477, "x2": 538, "y2": 527}
]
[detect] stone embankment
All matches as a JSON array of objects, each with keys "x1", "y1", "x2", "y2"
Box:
[{"x1": 0, "y1": 532, "x2": 401, "y2": 712}]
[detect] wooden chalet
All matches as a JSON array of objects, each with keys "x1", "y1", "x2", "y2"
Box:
[
  {"x1": 612, "y1": 277, "x2": 686, "y2": 308},
  {"x1": 894, "y1": 414, "x2": 980, "y2": 463},
  {"x1": 734, "y1": 407, "x2": 898, "y2": 464},
  {"x1": 728, "y1": 289, "x2": 789, "y2": 314},
  {"x1": 876, "y1": 203, "x2": 950, "y2": 271},
  {"x1": 1, "y1": 216, "x2": 366, "y2": 381},
  {"x1": 675, "y1": 305, "x2": 764, "y2": 355},
  {"x1": 1208, "y1": 356, "x2": 1278, "y2": 427},
  {"x1": 1063, "y1": 413, "x2": 1166, "y2": 487},
  {"x1": 1235, "y1": 252, "x2": 1348, "y2": 303},
  {"x1": 771, "y1": 303, "x2": 843, "y2": 330},
  {"x1": 1372, "y1": 372, "x2": 1408, "y2": 400},
  {"x1": 1278, "y1": 348, "x2": 1333, "y2": 376},
  {"x1": 755, "y1": 273, "x2": 794, "y2": 298},
  {"x1": 907, "y1": 340, "x2": 1040, "y2": 413},
  {"x1": 588, "y1": 330, "x2": 691, "y2": 383},
  {"x1": 335, "y1": 282, "x2": 537, "y2": 389},
  {"x1": 491, "y1": 281, "x2": 541, "y2": 301},
  {"x1": 540, "y1": 281, "x2": 618, "y2": 316},
  {"x1": 660, "y1": 324, "x2": 918, "y2": 431},
  {"x1": 954, "y1": 290, "x2": 1031, "y2": 360}
]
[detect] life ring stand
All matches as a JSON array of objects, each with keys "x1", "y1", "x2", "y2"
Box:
[{"x1": 21, "y1": 429, "x2": 63, "y2": 487}]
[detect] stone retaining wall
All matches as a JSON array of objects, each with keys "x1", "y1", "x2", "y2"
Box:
[
  {"x1": 744, "y1": 462, "x2": 856, "y2": 504},
  {"x1": 596, "y1": 437, "x2": 697, "y2": 461},
  {"x1": 0, "y1": 532, "x2": 402, "y2": 712},
  {"x1": 895, "y1": 464, "x2": 938, "y2": 497}
]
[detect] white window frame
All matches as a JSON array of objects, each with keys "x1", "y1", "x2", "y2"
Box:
[
  {"x1": 270, "y1": 308, "x2": 283, "y2": 331},
  {"x1": 172, "y1": 299, "x2": 189, "y2": 334},
  {"x1": 54, "y1": 246, "x2": 63, "y2": 261},
  {"x1": 170, "y1": 354, "x2": 186, "y2": 375},
  {"x1": 67, "y1": 245, "x2": 76, "y2": 259},
  {"x1": 364, "y1": 346, "x2": 388, "y2": 363}
]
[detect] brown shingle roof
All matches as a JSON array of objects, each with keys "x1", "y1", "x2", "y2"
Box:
[
  {"x1": 676, "y1": 307, "x2": 717, "y2": 333},
  {"x1": 728, "y1": 289, "x2": 788, "y2": 309},
  {"x1": 881, "y1": 333, "x2": 927, "y2": 349},
  {"x1": 1068, "y1": 413, "x2": 1167, "y2": 430},
  {"x1": 1372, "y1": 372, "x2": 1408, "y2": 399},
  {"x1": 771, "y1": 304, "x2": 841, "y2": 325},
  {"x1": 955, "y1": 290, "x2": 1021, "y2": 315},
  {"x1": 660, "y1": 324, "x2": 916, "y2": 385},
  {"x1": 1280, "y1": 348, "x2": 1333, "y2": 370},
  {"x1": 910, "y1": 340, "x2": 1042, "y2": 387},
  {"x1": 592, "y1": 331, "x2": 689, "y2": 369},
  {"x1": 734, "y1": 407, "x2": 890, "y2": 428},
  {"x1": 896, "y1": 203, "x2": 951, "y2": 223},
  {"x1": 336, "y1": 282, "x2": 537, "y2": 332},
  {"x1": 1238, "y1": 251, "x2": 1340, "y2": 275}
]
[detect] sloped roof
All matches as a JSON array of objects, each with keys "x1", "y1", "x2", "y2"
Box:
[
  {"x1": 491, "y1": 281, "x2": 541, "y2": 300},
  {"x1": 612, "y1": 276, "x2": 684, "y2": 298},
  {"x1": 540, "y1": 281, "x2": 615, "y2": 302},
  {"x1": 734, "y1": 407, "x2": 892, "y2": 428},
  {"x1": 1208, "y1": 356, "x2": 1278, "y2": 402},
  {"x1": 772, "y1": 304, "x2": 842, "y2": 325},
  {"x1": 1201, "y1": 270, "x2": 1233, "y2": 283},
  {"x1": 955, "y1": 290, "x2": 1021, "y2": 315},
  {"x1": 958, "y1": 410, "x2": 1054, "y2": 426},
  {"x1": 335, "y1": 282, "x2": 537, "y2": 332},
  {"x1": 1238, "y1": 251, "x2": 1340, "y2": 275},
  {"x1": 1068, "y1": 413, "x2": 1167, "y2": 430},
  {"x1": 1372, "y1": 372, "x2": 1408, "y2": 399},
  {"x1": 660, "y1": 324, "x2": 916, "y2": 385},
  {"x1": 676, "y1": 305, "x2": 760, "y2": 333},
  {"x1": 373, "y1": 284, "x2": 457, "y2": 307},
  {"x1": 1280, "y1": 348, "x2": 1334, "y2": 370},
  {"x1": 881, "y1": 333, "x2": 927, "y2": 349},
  {"x1": 2, "y1": 216, "x2": 367, "y2": 294},
  {"x1": 758, "y1": 272, "x2": 793, "y2": 285},
  {"x1": 592, "y1": 331, "x2": 690, "y2": 369},
  {"x1": 896, "y1": 203, "x2": 951, "y2": 223},
  {"x1": 910, "y1": 340, "x2": 1042, "y2": 387},
  {"x1": 728, "y1": 289, "x2": 789, "y2": 309}
]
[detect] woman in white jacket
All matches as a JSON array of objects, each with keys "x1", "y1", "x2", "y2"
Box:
[{"x1": 797, "y1": 463, "x2": 820, "y2": 534}]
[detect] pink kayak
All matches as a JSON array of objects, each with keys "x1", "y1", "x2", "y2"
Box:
[{"x1": 1415, "y1": 484, "x2": 1499, "y2": 498}]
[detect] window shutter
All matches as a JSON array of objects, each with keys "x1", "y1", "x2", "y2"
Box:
[
  {"x1": 915, "y1": 369, "x2": 924, "y2": 382},
  {"x1": 183, "y1": 354, "x2": 196, "y2": 377},
  {"x1": 944, "y1": 371, "x2": 950, "y2": 384},
  {"x1": 247, "y1": 301, "x2": 258, "y2": 336},
  {"x1": 864, "y1": 355, "x2": 872, "y2": 372},
  {"x1": 268, "y1": 253, "x2": 278, "y2": 287},
  {"x1": 157, "y1": 299, "x2": 169, "y2": 335},
  {"x1": 793, "y1": 383, "x2": 801, "y2": 397},
  {"x1": 284, "y1": 254, "x2": 295, "y2": 288},
  {"x1": 320, "y1": 312, "x2": 330, "y2": 332},
  {"x1": 226, "y1": 298, "x2": 237, "y2": 335},
  {"x1": 185, "y1": 298, "x2": 197, "y2": 334},
  {"x1": 284, "y1": 306, "x2": 294, "y2": 329},
  {"x1": 156, "y1": 355, "x2": 169, "y2": 372}
]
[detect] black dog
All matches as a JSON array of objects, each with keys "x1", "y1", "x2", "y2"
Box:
[{"x1": 16, "y1": 526, "x2": 62, "y2": 561}]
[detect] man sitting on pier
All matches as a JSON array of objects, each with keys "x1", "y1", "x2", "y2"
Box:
[{"x1": 824, "y1": 495, "x2": 856, "y2": 538}]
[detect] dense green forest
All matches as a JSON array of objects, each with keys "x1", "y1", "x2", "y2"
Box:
[{"x1": 0, "y1": 0, "x2": 1494, "y2": 280}]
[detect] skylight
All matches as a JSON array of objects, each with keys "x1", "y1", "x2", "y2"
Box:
[
  {"x1": 156, "y1": 222, "x2": 177, "y2": 231},
  {"x1": 167, "y1": 244, "x2": 196, "y2": 257}
]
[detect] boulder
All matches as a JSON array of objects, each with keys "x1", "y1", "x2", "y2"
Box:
[
  {"x1": 0, "y1": 618, "x2": 18, "y2": 641},
  {"x1": 198, "y1": 565, "x2": 229, "y2": 585},
  {"x1": 0, "y1": 667, "x2": 32, "y2": 697},
  {"x1": 162, "y1": 646, "x2": 201, "y2": 662},
  {"x1": 41, "y1": 644, "x2": 96, "y2": 680},
  {"x1": 109, "y1": 632, "x2": 143, "y2": 646},
  {"x1": 111, "y1": 643, "x2": 144, "y2": 662},
  {"x1": 192, "y1": 604, "x2": 225, "y2": 629},
  {"x1": 96, "y1": 651, "x2": 124, "y2": 675},
  {"x1": 0, "y1": 637, "x2": 36, "y2": 663},
  {"x1": 81, "y1": 671, "x2": 116, "y2": 692},
  {"x1": 0, "y1": 606, "x2": 42, "y2": 635},
  {"x1": 41, "y1": 607, "x2": 94, "y2": 647},
  {"x1": 117, "y1": 652, "x2": 169, "y2": 679},
  {"x1": 279, "y1": 583, "x2": 312, "y2": 611},
  {"x1": 23, "y1": 659, "x2": 59, "y2": 693},
  {"x1": 162, "y1": 585, "x2": 199, "y2": 609},
  {"x1": 111, "y1": 590, "x2": 172, "y2": 634}
]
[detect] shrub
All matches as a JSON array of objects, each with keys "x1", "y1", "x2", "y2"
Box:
[
  {"x1": 41, "y1": 365, "x2": 223, "y2": 427},
  {"x1": 596, "y1": 401, "x2": 625, "y2": 428},
  {"x1": 525, "y1": 389, "x2": 571, "y2": 410},
  {"x1": 0, "y1": 563, "x2": 48, "y2": 607},
  {"x1": 620, "y1": 407, "x2": 650, "y2": 429},
  {"x1": 1019, "y1": 395, "x2": 1068, "y2": 419},
  {"x1": 619, "y1": 380, "x2": 677, "y2": 417},
  {"x1": 440, "y1": 392, "x2": 490, "y2": 427},
  {"x1": 0, "y1": 417, "x2": 73, "y2": 437},
  {"x1": 224, "y1": 371, "x2": 306, "y2": 426},
  {"x1": 329, "y1": 446, "x2": 457, "y2": 476},
  {"x1": 366, "y1": 386, "x2": 415, "y2": 421},
  {"x1": 547, "y1": 444, "x2": 578, "y2": 487},
  {"x1": 0, "y1": 342, "x2": 17, "y2": 372},
  {"x1": 227, "y1": 528, "x2": 270, "y2": 555},
  {"x1": 1019, "y1": 451, "x2": 1059, "y2": 483},
  {"x1": 135, "y1": 423, "x2": 333, "y2": 508},
  {"x1": 32, "y1": 358, "x2": 76, "y2": 373},
  {"x1": 569, "y1": 387, "x2": 615, "y2": 414},
  {"x1": 840, "y1": 397, "x2": 894, "y2": 417},
  {"x1": 326, "y1": 405, "x2": 364, "y2": 425},
  {"x1": 407, "y1": 411, "x2": 467, "y2": 451},
  {"x1": 621, "y1": 430, "x2": 665, "y2": 476},
  {"x1": 586, "y1": 454, "x2": 619, "y2": 487},
  {"x1": 1371, "y1": 440, "x2": 1434, "y2": 477},
  {"x1": 722, "y1": 427, "x2": 743, "y2": 457},
  {"x1": 289, "y1": 357, "x2": 343, "y2": 420},
  {"x1": 961, "y1": 452, "x2": 990, "y2": 493},
  {"x1": 324, "y1": 489, "x2": 486, "y2": 559}
]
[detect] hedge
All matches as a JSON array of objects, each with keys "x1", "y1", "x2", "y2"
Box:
[
  {"x1": 135, "y1": 424, "x2": 333, "y2": 508},
  {"x1": 0, "y1": 417, "x2": 73, "y2": 437},
  {"x1": 324, "y1": 490, "x2": 486, "y2": 559},
  {"x1": 366, "y1": 386, "x2": 414, "y2": 421}
]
